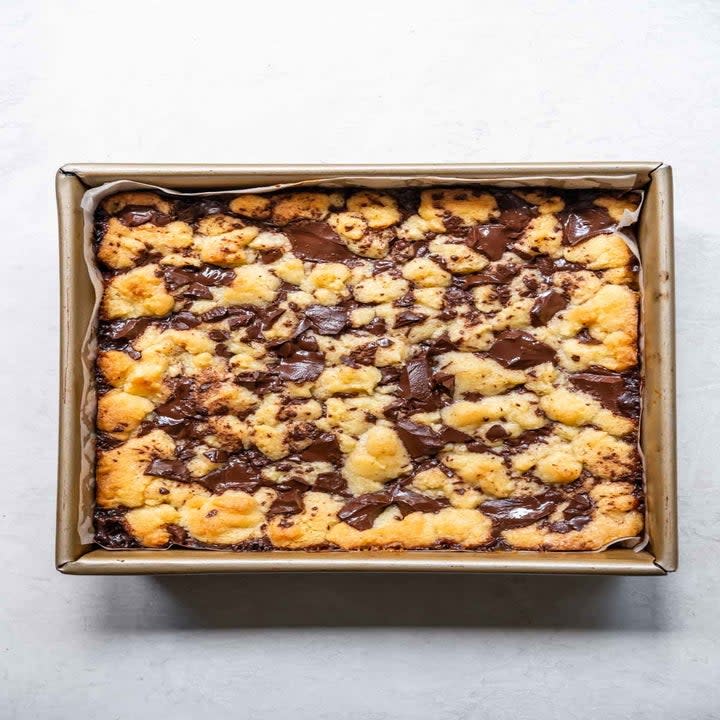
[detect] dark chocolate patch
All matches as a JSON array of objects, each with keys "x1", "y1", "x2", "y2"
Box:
[
  {"x1": 570, "y1": 372, "x2": 637, "y2": 417},
  {"x1": 547, "y1": 492, "x2": 593, "y2": 533},
  {"x1": 200, "y1": 461, "x2": 262, "y2": 494},
  {"x1": 314, "y1": 472, "x2": 348, "y2": 495},
  {"x1": 285, "y1": 221, "x2": 356, "y2": 263},
  {"x1": 338, "y1": 485, "x2": 448, "y2": 530},
  {"x1": 364, "y1": 317, "x2": 387, "y2": 335},
  {"x1": 399, "y1": 352, "x2": 437, "y2": 407},
  {"x1": 260, "y1": 248, "x2": 284, "y2": 264},
  {"x1": 298, "y1": 433, "x2": 342, "y2": 463},
  {"x1": 496, "y1": 192, "x2": 538, "y2": 232},
  {"x1": 394, "y1": 310, "x2": 426, "y2": 327},
  {"x1": 169, "y1": 311, "x2": 202, "y2": 330},
  {"x1": 105, "y1": 317, "x2": 154, "y2": 341},
  {"x1": 306, "y1": 305, "x2": 348, "y2": 335},
  {"x1": 481, "y1": 492, "x2": 559, "y2": 530},
  {"x1": 276, "y1": 351, "x2": 325, "y2": 382},
  {"x1": 485, "y1": 424, "x2": 509, "y2": 442},
  {"x1": 467, "y1": 224, "x2": 513, "y2": 261},
  {"x1": 145, "y1": 458, "x2": 189, "y2": 482},
  {"x1": 487, "y1": 330, "x2": 556, "y2": 369},
  {"x1": 175, "y1": 198, "x2": 227, "y2": 223},
  {"x1": 562, "y1": 206, "x2": 615, "y2": 245},
  {"x1": 199, "y1": 306, "x2": 229, "y2": 323},
  {"x1": 117, "y1": 206, "x2": 173, "y2": 227},
  {"x1": 395, "y1": 418, "x2": 448, "y2": 458},
  {"x1": 94, "y1": 508, "x2": 139, "y2": 549},
  {"x1": 530, "y1": 289, "x2": 568, "y2": 326},
  {"x1": 182, "y1": 282, "x2": 213, "y2": 300},
  {"x1": 463, "y1": 264, "x2": 519, "y2": 287},
  {"x1": 267, "y1": 488, "x2": 305, "y2": 517}
]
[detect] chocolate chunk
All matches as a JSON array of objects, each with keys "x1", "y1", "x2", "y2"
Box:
[
  {"x1": 395, "y1": 418, "x2": 448, "y2": 457},
  {"x1": 276, "y1": 351, "x2": 325, "y2": 382},
  {"x1": 392, "y1": 488, "x2": 448, "y2": 517},
  {"x1": 487, "y1": 330, "x2": 556, "y2": 369},
  {"x1": 338, "y1": 486, "x2": 448, "y2": 530},
  {"x1": 314, "y1": 472, "x2": 348, "y2": 495},
  {"x1": 364, "y1": 317, "x2": 387, "y2": 335},
  {"x1": 502, "y1": 427, "x2": 550, "y2": 449},
  {"x1": 467, "y1": 224, "x2": 513, "y2": 261},
  {"x1": 436, "y1": 426, "x2": 474, "y2": 444},
  {"x1": 394, "y1": 292, "x2": 415, "y2": 308},
  {"x1": 530, "y1": 289, "x2": 568, "y2": 326},
  {"x1": 145, "y1": 458, "x2": 189, "y2": 482},
  {"x1": 227, "y1": 307, "x2": 256, "y2": 329},
  {"x1": 617, "y1": 377, "x2": 641, "y2": 418},
  {"x1": 204, "y1": 448, "x2": 230, "y2": 464},
  {"x1": 273, "y1": 329, "x2": 318, "y2": 358},
  {"x1": 485, "y1": 424, "x2": 509, "y2": 441},
  {"x1": 163, "y1": 267, "x2": 198, "y2": 290},
  {"x1": 95, "y1": 432, "x2": 124, "y2": 451},
  {"x1": 394, "y1": 311, "x2": 426, "y2": 328},
  {"x1": 443, "y1": 286, "x2": 470, "y2": 306},
  {"x1": 547, "y1": 492, "x2": 593, "y2": 533},
  {"x1": 169, "y1": 311, "x2": 201, "y2": 330},
  {"x1": 215, "y1": 343, "x2": 234, "y2": 358},
  {"x1": 306, "y1": 305, "x2": 348, "y2": 335},
  {"x1": 285, "y1": 221, "x2": 356, "y2": 263},
  {"x1": 261, "y1": 306, "x2": 285, "y2": 330},
  {"x1": 466, "y1": 440, "x2": 492, "y2": 453},
  {"x1": 463, "y1": 263, "x2": 519, "y2": 287},
  {"x1": 399, "y1": 353, "x2": 434, "y2": 401},
  {"x1": 535, "y1": 257, "x2": 584, "y2": 276},
  {"x1": 338, "y1": 490, "x2": 393, "y2": 530},
  {"x1": 267, "y1": 488, "x2": 305, "y2": 517},
  {"x1": 176, "y1": 198, "x2": 226, "y2": 222},
  {"x1": 105, "y1": 317, "x2": 153, "y2": 341},
  {"x1": 245, "y1": 319, "x2": 263, "y2": 339},
  {"x1": 480, "y1": 492, "x2": 559, "y2": 530},
  {"x1": 200, "y1": 461, "x2": 262, "y2": 494},
  {"x1": 496, "y1": 192, "x2": 537, "y2": 232},
  {"x1": 576, "y1": 328, "x2": 601, "y2": 344},
  {"x1": 260, "y1": 248, "x2": 284, "y2": 264},
  {"x1": 197, "y1": 265, "x2": 236, "y2": 286},
  {"x1": 373, "y1": 259, "x2": 396, "y2": 274},
  {"x1": 298, "y1": 433, "x2": 342, "y2": 463},
  {"x1": 199, "y1": 307, "x2": 229, "y2": 323},
  {"x1": 182, "y1": 282, "x2": 214, "y2": 299},
  {"x1": 153, "y1": 381, "x2": 200, "y2": 432},
  {"x1": 562, "y1": 206, "x2": 615, "y2": 245},
  {"x1": 427, "y1": 333, "x2": 455, "y2": 356},
  {"x1": 117, "y1": 206, "x2": 173, "y2": 227},
  {"x1": 208, "y1": 329, "x2": 230, "y2": 342},
  {"x1": 338, "y1": 485, "x2": 447, "y2": 530},
  {"x1": 164, "y1": 265, "x2": 237, "y2": 291},
  {"x1": 94, "y1": 509, "x2": 138, "y2": 549},
  {"x1": 349, "y1": 342, "x2": 379, "y2": 366},
  {"x1": 433, "y1": 372, "x2": 455, "y2": 394},
  {"x1": 570, "y1": 372, "x2": 632, "y2": 416}
]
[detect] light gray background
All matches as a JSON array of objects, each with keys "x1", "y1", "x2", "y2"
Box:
[{"x1": 1, "y1": 1, "x2": 718, "y2": 718}]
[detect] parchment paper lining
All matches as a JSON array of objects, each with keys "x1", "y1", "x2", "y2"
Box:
[{"x1": 79, "y1": 176, "x2": 647, "y2": 552}]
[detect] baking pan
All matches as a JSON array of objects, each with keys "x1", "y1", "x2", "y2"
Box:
[{"x1": 56, "y1": 163, "x2": 676, "y2": 575}]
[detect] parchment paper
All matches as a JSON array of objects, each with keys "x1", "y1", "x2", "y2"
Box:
[{"x1": 79, "y1": 175, "x2": 647, "y2": 551}]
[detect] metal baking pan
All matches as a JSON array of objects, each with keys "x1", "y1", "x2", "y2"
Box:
[{"x1": 56, "y1": 163, "x2": 676, "y2": 575}]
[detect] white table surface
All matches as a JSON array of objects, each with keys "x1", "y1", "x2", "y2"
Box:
[{"x1": 2, "y1": 1, "x2": 719, "y2": 717}]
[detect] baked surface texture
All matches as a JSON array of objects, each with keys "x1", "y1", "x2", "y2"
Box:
[{"x1": 92, "y1": 186, "x2": 644, "y2": 551}]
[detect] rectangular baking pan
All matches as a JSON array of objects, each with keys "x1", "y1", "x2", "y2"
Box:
[{"x1": 56, "y1": 163, "x2": 677, "y2": 575}]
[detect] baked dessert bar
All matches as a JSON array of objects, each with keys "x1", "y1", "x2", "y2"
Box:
[{"x1": 92, "y1": 185, "x2": 644, "y2": 551}]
